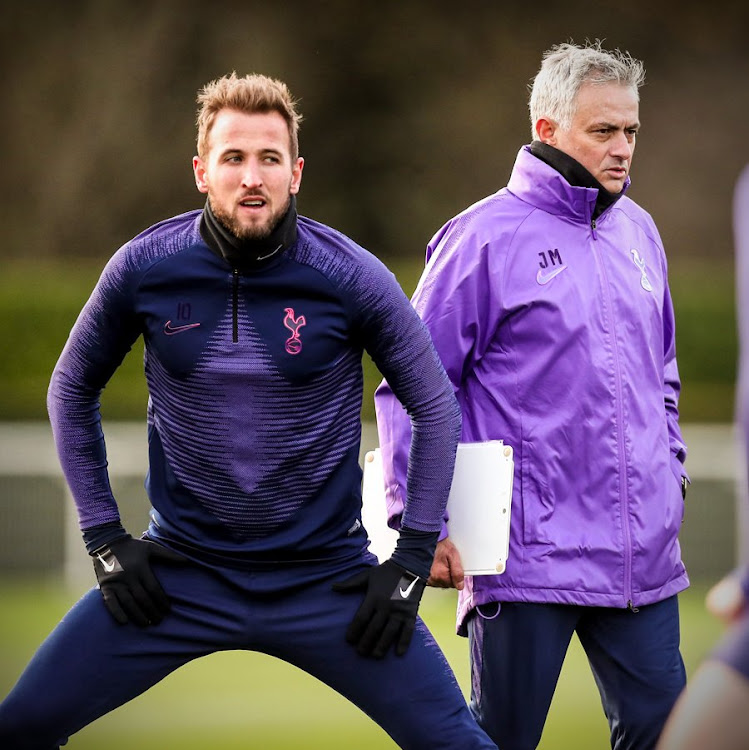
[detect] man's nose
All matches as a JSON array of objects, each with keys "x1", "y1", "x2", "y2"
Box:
[
  {"x1": 610, "y1": 131, "x2": 633, "y2": 159},
  {"x1": 241, "y1": 161, "x2": 263, "y2": 188}
]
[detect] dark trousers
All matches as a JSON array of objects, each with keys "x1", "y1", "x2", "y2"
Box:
[
  {"x1": 0, "y1": 555, "x2": 496, "y2": 750},
  {"x1": 468, "y1": 596, "x2": 686, "y2": 750}
]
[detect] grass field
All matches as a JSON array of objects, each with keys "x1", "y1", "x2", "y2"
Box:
[{"x1": 0, "y1": 579, "x2": 725, "y2": 749}]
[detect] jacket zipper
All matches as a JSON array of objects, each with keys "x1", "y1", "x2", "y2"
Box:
[
  {"x1": 232, "y1": 268, "x2": 239, "y2": 343},
  {"x1": 591, "y1": 215, "x2": 634, "y2": 607}
]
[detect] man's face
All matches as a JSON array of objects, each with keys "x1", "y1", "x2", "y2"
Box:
[
  {"x1": 538, "y1": 82, "x2": 640, "y2": 194},
  {"x1": 193, "y1": 109, "x2": 303, "y2": 240}
]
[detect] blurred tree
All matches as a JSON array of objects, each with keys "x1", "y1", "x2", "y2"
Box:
[
  {"x1": 0, "y1": 0, "x2": 746, "y2": 422},
  {"x1": 2, "y1": 0, "x2": 747, "y2": 264}
]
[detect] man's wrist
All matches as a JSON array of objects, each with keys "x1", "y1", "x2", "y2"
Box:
[
  {"x1": 390, "y1": 526, "x2": 439, "y2": 579},
  {"x1": 84, "y1": 522, "x2": 128, "y2": 555}
]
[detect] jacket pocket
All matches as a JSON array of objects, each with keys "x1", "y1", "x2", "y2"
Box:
[
  {"x1": 670, "y1": 452, "x2": 688, "y2": 514},
  {"x1": 520, "y1": 438, "x2": 553, "y2": 544}
]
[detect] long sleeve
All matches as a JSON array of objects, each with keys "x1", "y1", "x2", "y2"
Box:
[
  {"x1": 374, "y1": 217, "x2": 501, "y2": 531},
  {"x1": 660, "y1": 256, "x2": 688, "y2": 468},
  {"x1": 47, "y1": 247, "x2": 142, "y2": 530},
  {"x1": 359, "y1": 258, "x2": 462, "y2": 533}
]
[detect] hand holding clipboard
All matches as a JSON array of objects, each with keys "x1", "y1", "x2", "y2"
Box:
[{"x1": 362, "y1": 441, "x2": 514, "y2": 575}]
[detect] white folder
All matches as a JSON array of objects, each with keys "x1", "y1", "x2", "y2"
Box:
[{"x1": 362, "y1": 441, "x2": 514, "y2": 575}]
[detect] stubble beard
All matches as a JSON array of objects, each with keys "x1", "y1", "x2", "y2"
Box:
[{"x1": 210, "y1": 194, "x2": 291, "y2": 241}]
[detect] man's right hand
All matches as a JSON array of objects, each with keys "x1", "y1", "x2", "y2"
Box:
[
  {"x1": 427, "y1": 537, "x2": 465, "y2": 590},
  {"x1": 92, "y1": 535, "x2": 185, "y2": 627}
]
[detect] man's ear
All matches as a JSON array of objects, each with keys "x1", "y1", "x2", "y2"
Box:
[
  {"x1": 193, "y1": 156, "x2": 209, "y2": 194},
  {"x1": 535, "y1": 118, "x2": 557, "y2": 145},
  {"x1": 290, "y1": 157, "x2": 304, "y2": 195}
]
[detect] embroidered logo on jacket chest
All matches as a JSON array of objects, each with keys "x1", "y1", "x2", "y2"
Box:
[
  {"x1": 163, "y1": 301, "x2": 201, "y2": 335},
  {"x1": 536, "y1": 248, "x2": 568, "y2": 285},
  {"x1": 630, "y1": 249, "x2": 653, "y2": 292},
  {"x1": 283, "y1": 307, "x2": 306, "y2": 354}
]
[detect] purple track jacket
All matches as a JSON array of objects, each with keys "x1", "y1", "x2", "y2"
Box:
[{"x1": 375, "y1": 146, "x2": 690, "y2": 634}]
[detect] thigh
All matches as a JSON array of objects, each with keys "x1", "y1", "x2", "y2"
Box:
[
  {"x1": 468, "y1": 602, "x2": 579, "y2": 750},
  {"x1": 0, "y1": 562, "x2": 237, "y2": 750},
  {"x1": 578, "y1": 596, "x2": 686, "y2": 750},
  {"x1": 258, "y1": 570, "x2": 496, "y2": 750}
]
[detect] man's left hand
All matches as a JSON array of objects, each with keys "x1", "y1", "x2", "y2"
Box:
[
  {"x1": 332, "y1": 559, "x2": 425, "y2": 658},
  {"x1": 92, "y1": 535, "x2": 185, "y2": 626}
]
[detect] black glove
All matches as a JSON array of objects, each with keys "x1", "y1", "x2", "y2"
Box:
[
  {"x1": 92, "y1": 535, "x2": 185, "y2": 627},
  {"x1": 332, "y1": 559, "x2": 426, "y2": 658}
]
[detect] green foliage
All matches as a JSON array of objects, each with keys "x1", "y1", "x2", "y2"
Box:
[
  {"x1": 0, "y1": 257, "x2": 737, "y2": 422},
  {"x1": 0, "y1": 261, "x2": 148, "y2": 420},
  {"x1": 669, "y1": 260, "x2": 738, "y2": 422},
  {"x1": 0, "y1": 580, "x2": 725, "y2": 749}
]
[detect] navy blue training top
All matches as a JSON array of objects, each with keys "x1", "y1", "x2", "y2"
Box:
[{"x1": 48, "y1": 210, "x2": 460, "y2": 567}]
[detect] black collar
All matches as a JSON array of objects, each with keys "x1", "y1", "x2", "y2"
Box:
[
  {"x1": 200, "y1": 195, "x2": 298, "y2": 272},
  {"x1": 529, "y1": 141, "x2": 623, "y2": 219}
]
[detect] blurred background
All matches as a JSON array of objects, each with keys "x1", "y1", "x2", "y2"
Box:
[
  {"x1": 1, "y1": 1, "x2": 747, "y2": 747},
  {"x1": 1, "y1": 0, "x2": 746, "y2": 420}
]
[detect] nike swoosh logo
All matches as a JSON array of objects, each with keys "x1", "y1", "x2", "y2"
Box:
[
  {"x1": 164, "y1": 320, "x2": 201, "y2": 335},
  {"x1": 97, "y1": 553, "x2": 116, "y2": 573},
  {"x1": 536, "y1": 265, "x2": 568, "y2": 285},
  {"x1": 399, "y1": 576, "x2": 420, "y2": 599}
]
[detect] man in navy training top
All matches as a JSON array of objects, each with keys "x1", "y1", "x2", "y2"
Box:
[{"x1": 0, "y1": 72, "x2": 496, "y2": 750}]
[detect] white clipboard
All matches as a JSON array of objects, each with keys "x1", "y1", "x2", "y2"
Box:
[{"x1": 362, "y1": 441, "x2": 514, "y2": 575}]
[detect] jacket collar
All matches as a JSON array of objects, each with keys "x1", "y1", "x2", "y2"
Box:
[
  {"x1": 200, "y1": 196, "x2": 298, "y2": 272},
  {"x1": 507, "y1": 144, "x2": 629, "y2": 224}
]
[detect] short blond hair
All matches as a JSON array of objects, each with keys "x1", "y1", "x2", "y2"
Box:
[{"x1": 196, "y1": 72, "x2": 302, "y2": 160}]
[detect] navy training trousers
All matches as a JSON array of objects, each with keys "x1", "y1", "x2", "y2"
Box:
[
  {"x1": 468, "y1": 597, "x2": 686, "y2": 750},
  {"x1": 0, "y1": 553, "x2": 496, "y2": 749}
]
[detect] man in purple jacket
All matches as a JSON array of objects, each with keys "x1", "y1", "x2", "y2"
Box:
[{"x1": 375, "y1": 41, "x2": 689, "y2": 750}]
